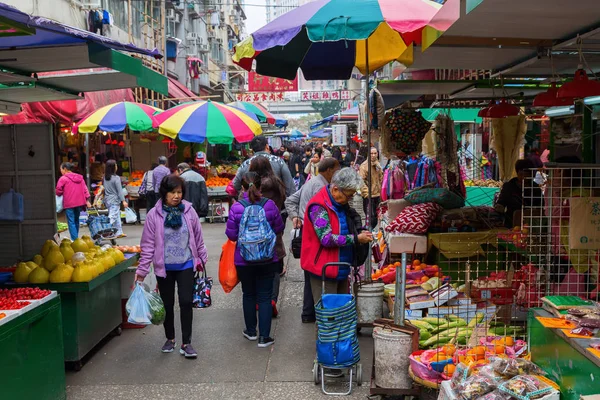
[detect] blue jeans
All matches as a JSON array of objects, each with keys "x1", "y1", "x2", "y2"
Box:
[
  {"x1": 237, "y1": 265, "x2": 275, "y2": 338},
  {"x1": 65, "y1": 207, "x2": 81, "y2": 241},
  {"x1": 107, "y1": 203, "x2": 123, "y2": 236}
]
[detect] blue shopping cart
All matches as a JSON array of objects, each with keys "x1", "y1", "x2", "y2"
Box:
[{"x1": 313, "y1": 262, "x2": 362, "y2": 395}]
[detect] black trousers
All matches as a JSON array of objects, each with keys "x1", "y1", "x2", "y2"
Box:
[
  {"x1": 157, "y1": 268, "x2": 194, "y2": 344},
  {"x1": 363, "y1": 196, "x2": 381, "y2": 230},
  {"x1": 302, "y1": 270, "x2": 316, "y2": 319},
  {"x1": 146, "y1": 191, "x2": 157, "y2": 211}
]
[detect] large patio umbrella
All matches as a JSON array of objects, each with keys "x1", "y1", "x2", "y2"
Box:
[
  {"x1": 228, "y1": 101, "x2": 278, "y2": 124},
  {"x1": 75, "y1": 102, "x2": 162, "y2": 133},
  {"x1": 232, "y1": 0, "x2": 457, "y2": 80},
  {"x1": 152, "y1": 100, "x2": 262, "y2": 144}
]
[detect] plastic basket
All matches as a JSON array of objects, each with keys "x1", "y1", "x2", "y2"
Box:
[
  {"x1": 409, "y1": 350, "x2": 444, "y2": 383},
  {"x1": 87, "y1": 214, "x2": 116, "y2": 239}
]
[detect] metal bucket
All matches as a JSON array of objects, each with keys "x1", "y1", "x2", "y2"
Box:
[
  {"x1": 356, "y1": 282, "x2": 385, "y2": 324},
  {"x1": 373, "y1": 327, "x2": 413, "y2": 389}
]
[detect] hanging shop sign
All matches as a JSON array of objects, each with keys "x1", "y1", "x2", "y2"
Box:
[
  {"x1": 236, "y1": 92, "x2": 285, "y2": 102},
  {"x1": 331, "y1": 124, "x2": 348, "y2": 146},
  {"x1": 569, "y1": 197, "x2": 600, "y2": 249},
  {"x1": 248, "y1": 72, "x2": 298, "y2": 92},
  {"x1": 300, "y1": 90, "x2": 351, "y2": 101}
]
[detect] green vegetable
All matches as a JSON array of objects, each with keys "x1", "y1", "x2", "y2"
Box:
[
  {"x1": 421, "y1": 317, "x2": 445, "y2": 326},
  {"x1": 467, "y1": 313, "x2": 485, "y2": 328},
  {"x1": 148, "y1": 291, "x2": 166, "y2": 325},
  {"x1": 410, "y1": 320, "x2": 435, "y2": 331},
  {"x1": 431, "y1": 320, "x2": 467, "y2": 334},
  {"x1": 420, "y1": 330, "x2": 432, "y2": 340},
  {"x1": 421, "y1": 335, "x2": 452, "y2": 348}
]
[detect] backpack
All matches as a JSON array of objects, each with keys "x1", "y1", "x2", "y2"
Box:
[{"x1": 237, "y1": 198, "x2": 277, "y2": 263}]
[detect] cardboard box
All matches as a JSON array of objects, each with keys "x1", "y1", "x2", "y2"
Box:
[
  {"x1": 430, "y1": 283, "x2": 459, "y2": 306},
  {"x1": 386, "y1": 199, "x2": 411, "y2": 220},
  {"x1": 406, "y1": 294, "x2": 436, "y2": 310},
  {"x1": 388, "y1": 232, "x2": 428, "y2": 254},
  {"x1": 385, "y1": 296, "x2": 424, "y2": 319}
]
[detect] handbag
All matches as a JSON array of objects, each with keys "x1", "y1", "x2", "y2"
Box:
[
  {"x1": 219, "y1": 239, "x2": 239, "y2": 293},
  {"x1": 193, "y1": 259, "x2": 212, "y2": 308},
  {"x1": 290, "y1": 228, "x2": 302, "y2": 259}
]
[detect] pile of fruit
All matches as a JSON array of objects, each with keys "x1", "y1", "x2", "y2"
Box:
[
  {"x1": 114, "y1": 245, "x2": 141, "y2": 253},
  {"x1": 126, "y1": 171, "x2": 145, "y2": 187},
  {"x1": 57, "y1": 222, "x2": 68, "y2": 232},
  {"x1": 411, "y1": 313, "x2": 484, "y2": 348},
  {"x1": 13, "y1": 235, "x2": 126, "y2": 284},
  {"x1": 371, "y1": 260, "x2": 449, "y2": 286},
  {"x1": 215, "y1": 164, "x2": 239, "y2": 177},
  {"x1": 497, "y1": 226, "x2": 529, "y2": 249},
  {"x1": 0, "y1": 298, "x2": 31, "y2": 310},
  {"x1": 206, "y1": 176, "x2": 231, "y2": 187},
  {"x1": 0, "y1": 288, "x2": 51, "y2": 300}
]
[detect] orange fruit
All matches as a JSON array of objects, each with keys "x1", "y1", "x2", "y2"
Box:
[
  {"x1": 371, "y1": 273, "x2": 377, "y2": 280},
  {"x1": 443, "y1": 344, "x2": 456, "y2": 356},
  {"x1": 474, "y1": 346, "x2": 486, "y2": 356},
  {"x1": 502, "y1": 337, "x2": 515, "y2": 347},
  {"x1": 444, "y1": 364, "x2": 456, "y2": 376},
  {"x1": 414, "y1": 265, "x2": 423, "y2": 271},
  {"x1": 382, "y1": 267, "x2": 390, "y2": 274},
  {"x1": 431, "y1": 265, "x2": 439, "y2": 270},
  {"x1": 374, "y1": 270, "x2": 383, "y2": 278},
  {"x1": 494, "y1": 344, "x2": 506, "y2": 355},
  {"x1": 394, "y1": 261, "x2": 401, "y2": 267},
  {"x1": 412, "y1": 259, "x2": 421, "y2": 267},
  {"x1": 432, "y1": 353, "x2": 450, "y2": 362}
]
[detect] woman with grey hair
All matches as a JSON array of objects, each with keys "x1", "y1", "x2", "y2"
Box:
[{"x1": 300, "y1": 168, "x2": 373, "y2": 304}]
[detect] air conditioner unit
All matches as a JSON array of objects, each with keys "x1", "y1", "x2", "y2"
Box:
[
  {"x1": 197, "y1": 37, "x2": 204, "y2": 45},
  {"x1": 187, "y1": 32, "x2": 199, "y2": 41},
  {"x1": 81, "y1": 0, "x2": 102, "y2": 8},
  {"x1": 208, "y1": 30, "x2": 216, "y2": 39},
  {"x1": 216, "y1": 38, "x2": 223, "y2": 45},
  {"x1": 174, "y1": 13, "x2": 181, "y2": 24},
  {"x1": 166, "y1": 9, "x2": 176, "y2": 19},
  {"x1": 199, "y1": 43, "x2": 210, "y2": 53}
]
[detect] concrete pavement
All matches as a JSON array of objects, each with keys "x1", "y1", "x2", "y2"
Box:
[{"x1": 64, "y1": 221, "x2": 375, "y2": 400}]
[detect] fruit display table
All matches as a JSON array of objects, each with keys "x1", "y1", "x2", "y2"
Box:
[
  {"x1": 5, "y1": 254, "x2": 139, "y2": 370},
  {"x1": 529, "y1": 308, "x2": 600, "y2": 400},
  {"x1": 0, "y1": 295, "x2": 66, "y2": 400}
]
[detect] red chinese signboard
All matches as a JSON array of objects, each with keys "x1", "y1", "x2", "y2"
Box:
[
  {"x1": 236, "y1": 92, "x2": 285, "y2": 102},
  {"x1": 248, "y1": 72, "x2": 298, "y2": 92}
]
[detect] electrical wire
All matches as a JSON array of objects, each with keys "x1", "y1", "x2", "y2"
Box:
[{"x1": 128, "y1": 0, "x2": 300, "y2": 8}]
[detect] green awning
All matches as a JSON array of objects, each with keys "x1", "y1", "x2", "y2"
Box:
[{"x1": 418, "y1": 108, "x2": 482, "y2": 123}]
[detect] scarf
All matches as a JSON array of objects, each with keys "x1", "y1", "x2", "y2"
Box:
[{"x1": 162, "y1": 203, "x2": 185, "y2": 229}]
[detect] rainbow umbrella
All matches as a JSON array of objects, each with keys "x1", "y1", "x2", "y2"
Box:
[
  {"x1": 152, "y1": 100, "x2": 262, "y2": 144},
  {"x1": 75, "y1": 102, "x2": 162, "y2": 133},
  {"x1": 228, "y1": 101, "x2": 277, "y2": 124},
  {"x1": 233, "y1": 0, "x2": 459, "y2": 80}
]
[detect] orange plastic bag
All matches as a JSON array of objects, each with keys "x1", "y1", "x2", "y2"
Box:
[{"x1": 219, "y1": 239, "x2": 239, "y2": 293}]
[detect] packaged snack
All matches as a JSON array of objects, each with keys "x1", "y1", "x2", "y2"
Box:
[
  {"x1": 489, "y1": 357, "x2": 545, "y2": 378},
  {"x1": 476, "y1": 389, "x2": 512, "y2": 400},
  {"x1": 498, "y1": 375, "x2": 553, "y2": 400},
  {"x1": 450, "y1": 362, "x2": 471, "y2": 388},
  {"x1": 457, "y1": 375, "x2": 497, "y2": 400},
  {"x1": 570, "y1": 327, "x2": 593, "y2": 337}
]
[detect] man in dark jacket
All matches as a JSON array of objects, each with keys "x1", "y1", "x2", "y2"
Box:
[{"x1": 177, "y1": 163, "x2": 208, "y2": 218}]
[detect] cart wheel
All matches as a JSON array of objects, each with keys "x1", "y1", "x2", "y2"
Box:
[
  {"x1": 356, "y1": 363, "x2": 363, "y2": 386},
  {"x1": 357, "y1": 326, "x2": 362, "y2": 333},
  {"x1": 313, "y1": 360, "x2": 321, "y2": 385},
  {"x1": 112, "y1": 326, "x2": 122, "y2": 336}
]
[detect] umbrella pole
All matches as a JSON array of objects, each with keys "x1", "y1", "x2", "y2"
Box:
[
  {"x1": 365, "y1": 38, "x2": 373, "y2": 278},
  {"x1": 85, "y1": 132, "x2": 90, "y2": 190}
]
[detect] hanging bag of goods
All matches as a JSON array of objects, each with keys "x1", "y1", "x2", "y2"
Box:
[{"x1": 385, "y1": 109, "x2": 432, "y2": 154}]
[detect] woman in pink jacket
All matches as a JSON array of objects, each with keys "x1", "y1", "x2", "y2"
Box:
[
  {"x1": 55, "y1": 162, "x2": 91, "y2": 240},
  {"x1": 135, "y1": 174, "x2": 208, "y2": 359}
]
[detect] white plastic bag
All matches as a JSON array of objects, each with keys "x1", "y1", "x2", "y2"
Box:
[
  {"x1": 124, "y1": 207, "x2": 137, "y2": 224},
  {"x1": 125, "y1": 283, "x2": 152, "y2": 325},
  {"x1": 56, "y1": 195, "x2": 64, "y2": 213}
]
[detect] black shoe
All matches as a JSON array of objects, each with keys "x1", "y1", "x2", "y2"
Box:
[
  {"x1": 302, "y1": 316, "x2": 316, "y2": 323},
  {"x1": 258, "y1": 336, "x2": 274, "y2": 348}
]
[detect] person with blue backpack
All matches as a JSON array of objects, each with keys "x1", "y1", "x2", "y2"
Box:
[{"x1": 225, "y1": 171, "x2": 285, "y2": 348}]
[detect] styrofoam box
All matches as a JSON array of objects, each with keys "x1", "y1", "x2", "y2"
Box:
[
  {"x1": 386, "y1": 199, "x2": 412, "y2": 220},
  {"x1": 35, "y1": 291, "x2": 58, "y2": 307},
  {"x1": 0, "y1": 310, "x2": 20, "y2": 327},
  {"x1": 388, "y1": 233, "x2": 428, "y2": 254},
  {"x1": 438, "y1": 380, "x2": 560, "y2": 400}
]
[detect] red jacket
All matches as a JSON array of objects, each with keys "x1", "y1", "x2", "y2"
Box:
[
  {"x1": 300, "y1": 187, "x2": 346, "y2": 280},
  {"x1": 56, "y1": 172, "x2": 90, "y2": 209}
]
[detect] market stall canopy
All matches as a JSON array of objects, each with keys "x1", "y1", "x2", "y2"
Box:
[
  {"x1": 418, "y1": 108, "x2": 482, "y2": 123},
  {"x1": 152, "y1": 100, "x2": 262, "y2": 145},
  {"x1": 311, "y1": 106, "x2": 359, "y2": 129},
  {"x1": 408, "y1": 0, "x2": 600, "y2": 78},
  {"x1": 232, "y1": 0, "x2": 459, "y2": 80},
  {"x1": 309, "y1": 128, "x2": 331, "y2": 138},
  {"x1": 0, "y1": 3, "x2": 167, "y2": 105},
  {"x1": 228, "y1": 101, "x2": 279, "y2": 124},
  {"x1": 167, "y1": 76, "x2": 201, "y2": 102}
]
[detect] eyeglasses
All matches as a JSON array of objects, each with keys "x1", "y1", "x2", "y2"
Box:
[{"x1": 334, "y1": 186, "x2": 356, "y2": 201}]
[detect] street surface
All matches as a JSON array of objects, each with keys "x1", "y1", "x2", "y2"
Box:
[{"x1": 63, "y1": 222, "x2": 374, "y2": 400}]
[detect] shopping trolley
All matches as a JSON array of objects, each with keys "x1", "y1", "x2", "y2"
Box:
[
  {"x1": 313, "y1": 262, "x2": 362, "y2": 395},
  {"x1": 87, "y1": 207, "x2": 117, "y2": 245}
]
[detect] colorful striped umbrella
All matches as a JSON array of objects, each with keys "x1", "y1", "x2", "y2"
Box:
[
  {"x1": 152, "y1": 100, "x2": 262, "y2": 144},
  {"x1": 233, "y1": 0, "x2": 458, "y2": 80},
  {"x1": 228, "y1": 101, "x2": 277, "y2": 124},
  {"x1": 75, "y1": 102, "x2": 162, "y2": 134}
]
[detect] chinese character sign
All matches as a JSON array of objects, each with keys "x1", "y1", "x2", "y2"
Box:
[
  {"x1": 248, "y1": 72, "x2": 298, "y2": 92},
  {"x1": 331, "y1": 125, "x2": 347, "y2": 146},
  {"x1": 236, "y1": 93, "x2": 285, "y2": 102},
  {"x1": 569, "y1": 197, "x2": 600, "y2": 250},
  {"x1": 300, "y1": 91, "x2": 345, "y2": 101}
]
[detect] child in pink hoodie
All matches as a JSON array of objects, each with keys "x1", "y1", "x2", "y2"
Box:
[{"x1": 56, "y1": 162, "x2": 91, "y2": 240}]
